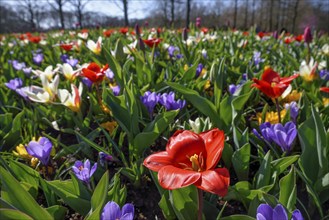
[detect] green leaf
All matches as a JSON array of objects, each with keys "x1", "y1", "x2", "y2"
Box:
[
  {"x1": 0, "y1": 167, "x2": 53, "y2": 220},
  {"x1": 271, "y1": 155, "x2": 299, "y2": 175},
  {"x1": 232, "y1": 143, "x2": 250, "y2": 181},
  {"x1": 254, "y1": 151, "x2": 272, "y2": 189},
  {"x1": 133, "y1": 110, "x2": 179, "y2": 155},
  {"x1": 87, "y1": 171, "x2": 109, "y2": 220},
  {"x1": 91, "y1": 171, "x2": 109, "y2": 210},
  {"x1": 45, "y1": 205, "x2": 68, "y2": 220},
  {"x1": 108, "y1": 172, "x2": 127, "y2": 207},
  {"x1": 220, "y1": 215, "x2": 256, "y2": 220},
  {"x1": 169, "y1": 185, "x2": 198, "y2": 220},
  {"x1": 47, "y1": 179, "x2": 91, "y2": 216},
  {"x1": 159, "y1": 191, "x2": 176, "y2": 220},
  {"x1": 103, "y1": 47, "x2": 123, "y2": 86},
  {"x1": 181, "y1": 57, "x2": 200, "y2": 81},
  {"x1": 299, "y1": 106, "x2": 328, "y2": 183},
  {"x1": 0, "y1": 209, "x2": 33, "y2": 220},
  {"x1": 279, "y1": 166, "x2": 296, "y2": 212},
  {"x1": 167, "y1": 82, "x2": 221, "y2": 127}
]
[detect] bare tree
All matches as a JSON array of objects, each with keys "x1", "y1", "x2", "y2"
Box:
[
  {"x1": 186, "y1": 0, "x2": 191, "y2": 28},
  {"x1": 292, "y1": 0, "x2": 300, "y2": 33},
  {"x1": 244, "y1": 0, "x2": 249, "y2": 29},
  {"x1": 48, "y1": 0, "x2": 68, "y2": 29},
  {"x1": 233, "y1": 0, "x2": 238, "y2": 28},
  {"x1": 269, "y1": 0, "x2": 274, "y2": 30},
  {"x1": 69, "y1": 0, "x2": 88, "y2": 28},
  {"x1": 251, "y1": 0, "x2": 255, "y2": 25},
  {"x1": 19, "y1": 0, "x2": 37, "y2": 30},
  {"x1": 170, "y1": 0, "x2": 175, "y2": 26}
]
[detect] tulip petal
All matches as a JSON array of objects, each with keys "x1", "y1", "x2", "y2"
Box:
[
  {"x1": 158, "y1": 165, "x2": 201, "y2": 189},
  {"x1": 199, "y1": 128, "x2": 225, "y2": 170},
  {"x1": 143, "y1": 151, "x2": 173, "y2": 172},
  {"x1": 196, "y1": 168, "x2": 230, "y2": 196},
  {"x1": 166, "y1": 130, "x2": 206, "y2": 166}
]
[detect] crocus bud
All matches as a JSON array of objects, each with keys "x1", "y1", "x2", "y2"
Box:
[
  {"x1": 134, "y1": 23, "x2": 140, "y2": 38},
  {"x1": 303, "y1": 26, "x2": 312, "y2": 43},
  {"x1": 182, "y1": 28, "x2": 188, "y2": 41}
]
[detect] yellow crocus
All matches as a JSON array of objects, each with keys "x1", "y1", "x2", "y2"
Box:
[{"x1": 257, "y1": 109, "x2": 287, "y2": 125}]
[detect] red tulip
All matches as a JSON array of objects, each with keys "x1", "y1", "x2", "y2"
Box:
[
  {"x1": 252, "y1": 67, "x2": 299, "y2": 99},
  {"x1": 28, "y1": 36, "x2": 41, "y2": 44},
  {"x1": 143, "y1": 129, "x2": 230, "y2": 196},
  {"x1": 60, "y1": 44, "x2": 73, "y2": 51},
  {"x1": 82, "y1": 62, "x2": 108, "y2": 83},
  {"x1": 143, "y1": 38, "x2": 162, "y2": 48},
  {"x1": 120, "y1": 27, "x2": 129, "y2": 35},
  {"x1": 320, "y1": 87, "x2": 329, "y2": 93}
]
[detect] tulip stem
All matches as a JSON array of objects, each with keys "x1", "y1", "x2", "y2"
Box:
[
  {"x1": 197, "y1": 188, "x2": 203, "y2": 220},
  {"x1": 275, "y1": 98, "x2": 281, "y2": 123}
]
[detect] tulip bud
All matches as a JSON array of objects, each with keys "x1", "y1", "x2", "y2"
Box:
[
  {"x1": 182, "y1": 28, "x2": 188, "y2": 41},
  {"x1": 272, "y1": 31, "x2": 278, "y2": 39},
  {"x1": 303, "y1": 26, "x2": 312, "y2": 43},
  {"x1": 134, "y1": 23, "x2": 140, "y2": 38}
]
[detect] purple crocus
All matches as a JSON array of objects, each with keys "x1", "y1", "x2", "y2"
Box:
[
  {"x1": 72, "y1": 159, "x2": 97, "y2": 184},
  {"x1": 81, "y1": 77, "x2": 93, "y2": 89},
  {"x1": 319, "y1": 69, "x2": 329, "y2": 81},
  {"x1": 256, "y1": 204, "x2": 303, "y2": 220},
  {"x1": 66, "y1": 58, "x2": 79, "y2": 67},
  {"x1": 111, "y1": 85, "x2": 120, "y2": 96},
  {"x1": 196, "y1": 63, "x2": 203, "y2": 77},
  {"x1": 253, "y1": 51, "x2": 264, "y2": 69},
  {"x1": 33, "y1": 53, "x2": 44, "y2": 65},
  {"x1": 22, "y1": 67, "x2": 32, "y2": 75},
  {"x1": 140, "y1": 91, "x2": 159, "y2": 115},
  {"x1": 26, "y1": 137, "x2": 53, "y2": 165},
  {"x1": 267, "y1": 122, "x2": 297, "y2": 152},
  {"x1": 105, "y1": 68, "x2": 115, "y2": 81},
  {"x1": 12, "y1": 60, "x2": 26, "y2": 71},
  {"x1": 284, "y1": 102, "x2": 299, "y2": 122},
  {"x1": 60, "y1": 54, "x2": 69, "y2": 63},
  {"x1": 159, "y1": 92, "x2": 186, "y2": 111},
  {"x1": 99, "y1": 152, "x2": 113, "y2": 167},
  {"x1": 5, "y1": 78, "x2": 23, "y2": 91},
  {"x1": 168, "y1": 46, "x2": 180, "y2": 58},
  {"x1": 101, "y1": 201, "x2": 134, "y2": 220}
]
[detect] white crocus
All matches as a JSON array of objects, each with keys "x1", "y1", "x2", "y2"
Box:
[
  {"x1": 86, "y1": 36, "x2": 102, "y2": 55},
  {"x1": 299, "y1": 57, "x2": 318, "y2": 81},
  {"x1": 33, "y1": 65, "x2": 59, "y2": 81},
  {"x1": 57, "y1": 83, "x2": 83, "y2": 112}
]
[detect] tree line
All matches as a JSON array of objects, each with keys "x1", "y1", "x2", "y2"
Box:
[{"x1": 0, "y1": 0, "x2": 328, "y2": 34}]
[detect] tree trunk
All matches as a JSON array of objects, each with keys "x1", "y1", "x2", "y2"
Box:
[
  {"x1": 59, "y1": 0, "x2": 65, "y2": 29},
  {"x1": 185, "y1": 0, "x2": 190, "y2": 29},
  {"x1": 27, "y1": 0, "x2": 36, "y2": 30},
  {"x1": 251, "y1": 0, "x2": 255, "y2": 25},
  {"x1": 233, "y1": 0, "x2": 238, "y2": 28},
  {"x1": 170, "y1": 0, "x2": 174, "y2": 26},
  {"x1": 269, "y1": 0, "x2": 274, "y2": 31},
  {"x1": 275, "y1": 0, "x2": 281, "y2": 30},
  {"x1": 292, "y1": 0, "x2": 300, "y2": 33},
  {"x1": 244, "y1": 0, "x2": 249, "y2": 29},
  {"x1": 123, "y1": 0, "x2": 129, "y2": 26}
]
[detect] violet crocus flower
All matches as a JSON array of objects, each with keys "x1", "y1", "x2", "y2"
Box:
[
  {"x1": 60, "y1": 54, "x2": 69, "y2": 63},
  {"x1": 105, "y1": 68, "x2": 115, "y2": 81},
  {"x1": 284, "y1": 102, "x2": 299, "y2": 122},
  {"x1": 196, "y1": 63, "x2": 203, "y2": 77},
  {"x1": 256, "y1": 204, "x2": 303, "y2": 220},
  {"x1": 81, "y1": 77, "x2": 93, "y2": 89},
  {"x1": 111, "y1": 85, "x2": 120, "y2": 96},
  {"x1": 26, "y1": 137, "x2": 53, "y2": 165},
  {"x1": 253, "y1": 51, "x2": 264, "y2": 68},
  {"x1": 99, "y1": 152, "x2": 113, "y2": 167},
  {"x1": 33, "y1": 53, "x2": 44, "y2": 65},
  {"x1": 72, "y1": 159, "x2": 97, "y2": 184},
  {"x1": 66, "y1": 58, "x2": 79, "y2": 67},
  {"x1": 319, "y1": 69, "x2": 329, "y2": 81},
  {"x1": 22, "y1": 67, "x2": 32, "y2": 75},
  {"x1": 101, "y1": 201, "x2": 134, "y2": 220},
  {"x1": 140, "y1": 91, "x2": 159, "y2": 115},
  {"x1": 159, "y1": 92, "x2": 186, "y2": 111},
  {"x1": 267, "y1": 122, "x2": 297, "y2": 152},
  {"x1": 168, "y1": 46, "x2": 179, "y2": 58},
  {"x1": 12, "y1": 60, "x2": 26, "y2": 71},
  {"x1": 5, "y1": 78, "x2": 23, "y2": 91}
]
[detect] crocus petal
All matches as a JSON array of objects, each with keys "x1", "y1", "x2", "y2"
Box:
[
  {"x1": 166, "y1": 130, "x2": 206, "y2": 166},
  {"x1": 196, "y1": 168, "x2": 230, "y2": 197},
  {"x1": 273, "y1": 204, "x2": 288, "y2": 220},
  {"x1": 292, "y1": 209, "x2": 304, "y2": 220},
  {"x1": 101, "y1": 201, "x2": 121, "y2": 220},
  {"x1": 157, "y1": 165, "x2": 201, "y2": 189},
  {"x1": 26, "y1": 142, "x2": 43, "y2": 157},
  {"x1": 199, "y1": 128, "x2": 225, "y2": 170},
  {"x1": 89, "y1": 163, "x2": 97, "y2": 176},
  {"x1": 143, "y1": 151, "x2": 173, "y2": 172},
  {"x1": 121, "y1": 203, "x2": 134, "y2": 219},
  {"x1": 84, "y1": 159, "x2": 91, "y2": 170},
  {"x1": 74, "y1": 160, "x2": 83, "y2": 168},
  {"x1": 257, "y1": 204, "x2": 273, "y2": 220},
  {"x1": 256, "y1": 213, "x2": 267, "y2": 220}
]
